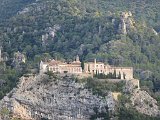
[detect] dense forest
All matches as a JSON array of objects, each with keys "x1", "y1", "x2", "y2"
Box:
[
  {"x1": 0, "y1": 0, "x2": 160, "y2": 119},
  {"x1": 0, "y1": 0, "x2": 35, "y2": 22}
]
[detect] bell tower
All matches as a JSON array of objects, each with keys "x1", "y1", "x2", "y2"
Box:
[{"x1": 76, "y1": 55, "x2": 80, "y2": 62}]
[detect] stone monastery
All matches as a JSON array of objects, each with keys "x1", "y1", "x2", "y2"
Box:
[
  {"x1": 40, "y1": 55, "x2": 82, "y2": 74},
  {"x1": 40, "y1": 56, "x2": 133, "y2": 80}
]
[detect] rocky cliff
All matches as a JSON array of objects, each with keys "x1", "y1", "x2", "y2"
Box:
[
  {"x1": 124, "y1": 79, "x2": 160, "y2": 117},
  {"x1": 0, "y1": 74, "x2": 113, "y2": 120},
  {"x1": 0, "y1": 73, "x2": 159, "y2": 120},
  {"x1": 131, "y1": 90, "x2": 160, "y2": 116},
  {"x1": 118, "y1": 11, "x2": 135, "y2": 34}
]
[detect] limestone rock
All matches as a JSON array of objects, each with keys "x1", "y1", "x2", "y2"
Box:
[
  {"x1": 42, "y1": 25, "x2": 60, "y2": 47},
  {"x1": 123, "y1": 79, "x2": 140, "y2": 93},
  {"x1": 151, "y1": 28, "x2": 158, "y2": 36},
  {"x1": 131, "y1": 90, "x2": 160, "y2": 116},
  {"x1": 118, "y1": 11, "x2": 135, "y2": 34},
  {"x1": 0, "y1": 74, "x2": 111, "y2": 120}
]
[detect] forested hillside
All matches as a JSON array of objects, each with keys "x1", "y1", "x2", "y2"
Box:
[
  {"x1": 0, "y1": 0, "x2": 35, "y2": 22},
  {"x1": 0, "y1": 0, "x2": 160, "y2": 114}
]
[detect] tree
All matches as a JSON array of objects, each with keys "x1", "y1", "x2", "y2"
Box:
[
  {"x1": 118, "y1": 72, "x2": 121, "y2": 79},
  {"x1": 81, "y1": 61, "x2": 84, "y2": 70},
  {"x1": 113, "y1": 69, "x2": 117, "y2": 79},
  {"x1": 123, "y1": 73, "x2": 126, "y2": 79}
]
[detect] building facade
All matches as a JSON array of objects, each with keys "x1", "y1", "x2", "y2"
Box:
[
  {"x1": 40, "y1": 57, "x2": 133, "y2": 80},
  {"x1": 40, "y1": 56, "x2": 82, "y2": 74},
  {"x1": 84, "y1": 59, "x2": 133, "y2": 80}
]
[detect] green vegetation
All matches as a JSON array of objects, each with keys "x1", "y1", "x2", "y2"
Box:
[
  {"x1": 94, "y1": 70, "x2": 122, "y2": 79},
  {"x1": 84, "y1": 77, "x2": 125, "y2": 96},
  {"x1": 0, "y1": 62, "x2": 20, "y2": 99},
  {"x1": 83, "y1": 77, "x2": 160, "y2": 120},
  {"x1": 0, "y1": 0, "x2": 34, "y2": 22},
  {"x1": 0, "y1": 0, "x2": 160, "y2": 119},
  {"x1": 90, "y1": 106, "x2": 109, "y2": 120},
  {"x1": 0, "y1": 0, "x2": 159, "y2": 89}
]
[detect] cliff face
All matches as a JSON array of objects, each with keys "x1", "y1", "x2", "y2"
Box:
[
  {"x1": 0, "y1": 74, "x2": 111, "y2": 120},
  {"x1": 118, "y1": 11, "x2": 135, "y2": 34},
  {"x1": 131, "y1": 90, "x2": 160, "y2": 116},
  {"x1": 0, "y1": 73, "x2": 159, "y2": 120},
  {"x1": 124, "y1": 79, "x2": 160, "y2": 117}
]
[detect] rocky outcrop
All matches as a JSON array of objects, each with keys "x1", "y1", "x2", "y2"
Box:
[
  {"x1": 122, "y1": 79, "x2": 160, "y2": 117},
  {"x1": 11, "y1": 51, "x2": 26, "y2": 71},
  {"x1": 118, "y1": 11, "x2": 135, "y2": 34},
  {"x1": 150, "y1": 28, "x2": 158, "y2": 36},
  {"x1": 131, "y1": 90, "x2": 160, "y2": 116},
  {"x1": 42, "y1": 25, "x2": 60, "y2": 47},
  {"x1": 0, "y1": 74, "x2": 113, "y2": 120},
  {"x1": 0, "y1": 73, "x2": 159, "y2": 119},
  {"x1": 123, "y1": 79, "x2": 140, "y2": 93}
]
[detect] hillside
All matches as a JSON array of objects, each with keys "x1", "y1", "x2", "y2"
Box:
[
  {"x1": 0, "y1": 0, "x2": 159, "y2": 26},
  {"x1": 0, "y1": 1, "x2": 160, "y2": 79},
  {"x1": 0, "y1": 0, "x2": 160, "y2": 119},
  {"x1": 0, "y1": 74, "x2": 159, "y2": 120},
  {"x1": 0, "y1": 0, "x2": 35, "y2": 22}
]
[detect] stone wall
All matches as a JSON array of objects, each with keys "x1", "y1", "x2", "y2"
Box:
[
  {"x1": 40, "y1": 60, "x2": 82, "y2": 74},
  {"x1": 84, "y1": 60, "x2": 133, "y2": 80},
  {"x1": 84, "y1": 62, "x2": 105, "y2": 74},
  {"x1": 107, "y1": 67, "x2": 133, "y2": 80}
]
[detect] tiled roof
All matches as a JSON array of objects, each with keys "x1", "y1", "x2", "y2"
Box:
[{"x1": 48, "y1": 59, "x2": 62, "y2": 66}]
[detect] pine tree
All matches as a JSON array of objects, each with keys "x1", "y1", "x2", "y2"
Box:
[
  {"x1": 123, "y1": 73, "x2": 126, "y2": 79},
  {"x1": 118, "y1": 72, "x2": 121, "y2": 79}
]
